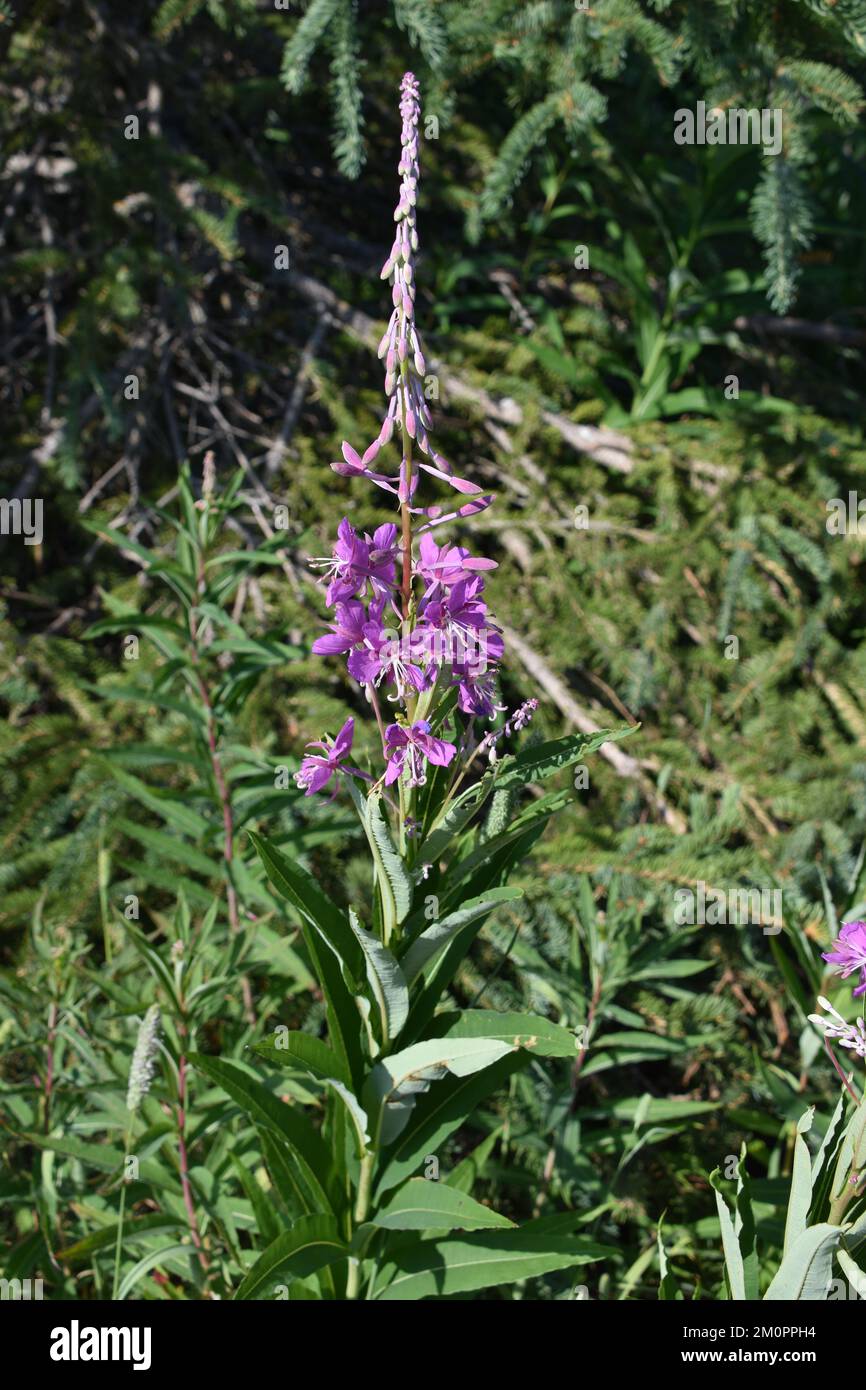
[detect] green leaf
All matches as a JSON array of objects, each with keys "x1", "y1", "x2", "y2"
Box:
[
  {"x1": 248, "y1": 830, "x2": 363, "y2": 1083},
  {"x1": 323, "y1": 1080, "x2": 370, "y2": 1157},
  {"x1": 407, "y1": 825, "x2": 549, "y2": 1042},
  {"x1": 251, "y1": 1032, "x2": 351, "y2": 1088},
  {"x1": 247, "y1": 831, "x2": 362, "y2": 979},
  {"x1": 784, "y1": 1108, "x2": 815, "y2": 1254},
  {"x1": 763, "y1": 1223, "x2": 843, "y2": 1300},
  {"x1": 419, "y1": 775, "x2": 495, "y2": 863},
  {"x1": 364, "y1": 1037, "x2": 515, "y2": 1147},
  {"x1": 57, "y1": 1214, "x2": 185, "y2": 1262},
  {"x1": 234, "y1": 1216, "x2": 348, "y2": 1300},
  {"x1": 710, "y1": 1146, "x2": 757, "y2": 1301},
  {"x1": 115, "y1": 817, "x2": 216, "y2": 877},
  {"x1": 712, "y1": 1179, "x2": 746, "y2": 1300},
  {"x1": 372, "y1": 1177, "x2": 514, "y2": 1232},
  {"x1": 837, "y1": 1248, "x2": 866, "y2": 1299},
  {"x1": 401, "y1": 889, "x2": 522, "y2": 986},
  {"x1": 106, "y1": 765, "x2": 210, "y2": 837},
  {"x1": 374, "y1": 1227, "x2": 614, "y2": 1300},
  {"x1": 348, "y1": 908, "x2": 409, "y2": 1044},
  {"x1": 190, "y1": 1054, "x2": 342, "y2": 1216},
  {"x1": 17, "y1": 1133, "x2": 173, "y2": 1190},
  {"x1": 430, "y1": 1010, "x2": 579, "y2": 1058},
  {"x1": 376, "y1": 1054, "x2": 529, "y2": 1199},
  {"x1": 447, "y1": 1127, "x2": 502, "y2": 1196},
  {"x1": 492, "y1": 726, "x2": 636, "y2": 790},
  {"x1": 832, "y1": 1089, "x2": 866, "y2": 1197},
  {"x1": 365, "y1": 791, "x2": 413, "y2": 928},
  {"x1": 117, "y1": 1244, "x2": 193, "y2": 1301}
]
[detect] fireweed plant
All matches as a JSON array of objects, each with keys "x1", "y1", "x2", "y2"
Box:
[{"x1": 193, "y1": 73, "x2": 632, "y2": 1301}]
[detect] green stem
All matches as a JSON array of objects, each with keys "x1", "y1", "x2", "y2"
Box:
[
  {"x1": 346, "y1": 1151, "x2": 376, "y2": 1300},
  {"x1": 112, "y1": 1128, "x2": 131, "y2": 1300}
]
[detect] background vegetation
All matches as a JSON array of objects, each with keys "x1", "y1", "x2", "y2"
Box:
[{"x1": 2, "y1": 0, "x2": 865, "y2": 1299}]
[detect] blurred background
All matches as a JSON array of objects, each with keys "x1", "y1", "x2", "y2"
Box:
[{"x1": 2, "y1": 0, "x2": 866, "y2": 1299}]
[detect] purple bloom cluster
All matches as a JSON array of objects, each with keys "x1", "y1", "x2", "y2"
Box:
[
  {"x1": 823, "y1": 920, "x2": 866, "y2": 999},
  {"x1": 300, "y1": 73, "x2": 525, "y2": 796},
  {"x1": 312, "y1": 519, "x2": 505, "y2": 714}
]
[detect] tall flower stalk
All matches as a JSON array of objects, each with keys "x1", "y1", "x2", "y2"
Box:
[
  {"x1": 307, "y1": 72, "x2": 508, "y2": 868},
  {"x1": 208, "y1": 71, "x2": 631, "y2": 1303}
]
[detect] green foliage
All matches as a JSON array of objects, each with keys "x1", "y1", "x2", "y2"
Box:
[{"x1": 3, "y1": 0, "x2": 866, "y2": 1305}]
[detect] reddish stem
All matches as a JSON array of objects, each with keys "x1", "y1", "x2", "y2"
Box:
[
  {"x1": 188, "y1": 559, "x2": 255, "y2": 1024},
  {"x1": 177, "y1": 1049, "x2": 210, "y2": 1276}
]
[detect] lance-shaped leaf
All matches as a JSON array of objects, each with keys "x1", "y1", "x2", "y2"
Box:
[
  {"x1": 830, "y1": 1087, "x2": 866, "y2": 1200},
  {"x1": 366, "y1": 791, "x2": 413, "y2": 926},
  {"x1": 371, "y1": 1177, "x2": 515, "y2": 1232},
  {"x1": 444, "y1": 790, "x2": 570, "y2": 894},
  {"x1": 191, "y1": 1053, "x2": 342, "y2": 1216},
  {"x1": 373, "y1": 1227, "x2": 615, "y2": 1300},
  {"x1": 324, "y1": 1079, "x2": 371, "y2": 1158},
  {"x1": 419, "y1": 773, "x2": 495, "y2": 863},
  {"x1": 346, "y1": 781, "x2": 412, "y2": 939},
  {"x1": 248, "y1": 831, "x2": 362, "y2": 979},
  {"x1": 492, "y1": 725, "x2": 636, "y2": 790},
  {"x1": 375, "y1": 1053, "x2": 529, "y2": 1199},
  {"x1": 234, "y1": 1215, "x2": 349, "y2": 1300},
  {"x1": 363, "y1": 1037, "x2": 515, "y2": 1147},
  {"x1": 783, "y1": 1107, "x2": 815, "y2": 1254},
  {"x1": 248, "y1": 830, "x2": 363, "y2": 1083},
  {"x1": 400, "y1": 888, "x2": 523, "y2": 986},
  {"x1": 252, "y1": 1032, "x2": 351, "y2": 1088},
  {"x1": 348, "y1": 909, "x2": 409, "y2": 1044},
  {"x1": 429, "y1": 1009, "x2": 579, "y2": 1058},
  {"x1": 709, "y1": 1145, "x2": 758, "y2": 1300},
  {"x1": 763, "y1": 1223, "x2": 843, "y2": 1300},
  {"x1": 405, "y1": 825, "x2": 547, "y2": 1044}
]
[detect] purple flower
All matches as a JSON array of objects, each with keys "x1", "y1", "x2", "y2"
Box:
[
  {"x1": 331, "y1": 441, "x2": 402, "y2": 499},
  {"x1": 313, "y1": 518, "x2": 399, "y2": 607},
  {"x1": 415, "y1": 534, "x2": 497, "y2": 597},
  {"x1": 823, "y1": 920, "x2": 866, "y2": 998},
  {"x1": 384, "y1": 719, "x2": 456, "y2": 787},
  {"x1": 295, "y1": 718, "x2": 356, "y2": 796},
  {"x1": 347, "y1": 616, "x2": 427, "y2": 697},
  {"x1": 418, "y1": 577, "x2": 503, "y2": 673},
  {"x1": 311, "y1": 597, "x2": 388, "y2": 658},
  {"x1": 456, "y1": 669, "x2": 501, "y2": 718}
]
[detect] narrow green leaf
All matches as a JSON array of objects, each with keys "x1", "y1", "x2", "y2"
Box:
[
  {"x1": 374, "y1": 1228, "x2": 614, "y2": 1300},
  {"x1": 234, "y1": 1216, "x2": 348, "y2": 1300},
  {"x1": 430, "y1": 1009, "x2": 579, "y2": 1058},
  {"x1": 348, "y1": 908, "x2": 409, "y2": 1044},
  {"x1": 401, "y1": 889, "x2": 522, "y2": 986},
  {"x1": 376, "y1": 1054, "x2": 529, "y2": 1199},
  {"x1": 372, "y1": 1177, "x2": 514, "y2": 1232},
  {"x1": 493, "y1": 725, "x2": 636, "y2": 791},
  {"x1": 366, "y1": 791, "x2": 413, "y2": 926},
  {"x1": 364, "y1": 1038, "x2": 515, "y2": 1147},
  {"x1": 764, "y1": 1224, "x2": 843, "y2": 1300},
  {"x1": 191, "y1": 1054, "x2": 341, "y2": 1216},
  {"x1": 251, "y1": 1032, "x2": 351, "y2": 1088},
  {"x1": 784, "y1": 1108, "x2": 815, "y2": 1254}
]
